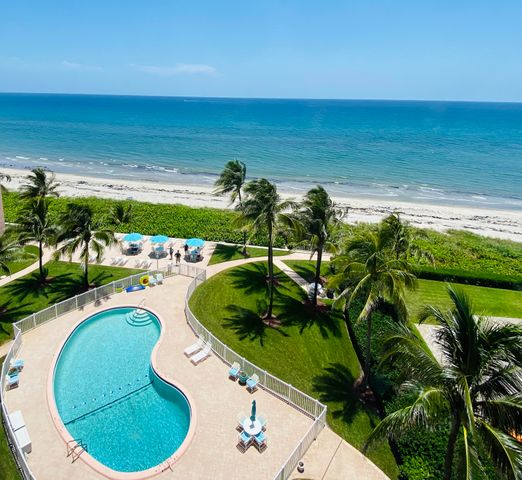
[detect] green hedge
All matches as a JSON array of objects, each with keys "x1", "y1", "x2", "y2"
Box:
[
  {"x1": 416, "y1": 266, "x2": 522, "y2": 291},
  {"x1": 2, "y1": 191, "x2": 282, "y2": 247}
]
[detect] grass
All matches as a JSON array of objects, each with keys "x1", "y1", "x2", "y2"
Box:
[
  {"x1": 189, "y1": 262, "x2": 399, "y2": 478},
  {"x1": 284, "y1": 259, "x2": 522, "y2": 321},
  {"x1": 407, "y1": 279, "x2": 522, "y2": 321},
  {"x1": 0, "y1": 262, "x2": 143, "y2": 345},
  {"x1": 208, "y1": 243, "x2": 290, "y2": 265},
  {"x1": 0, "y1": 355, "x2": 21, "y2": 480},
  {"x1": 4, "y1": 246, "x2": 39, "y2": 276}
]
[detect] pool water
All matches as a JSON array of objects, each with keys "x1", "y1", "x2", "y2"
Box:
[{"x1": 53, "y1": 307, "x2": 191, "y2": 473}]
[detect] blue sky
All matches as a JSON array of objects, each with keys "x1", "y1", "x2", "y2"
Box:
[{"x1": 1, "y1": 1, "x2": 521, "y2": 101}]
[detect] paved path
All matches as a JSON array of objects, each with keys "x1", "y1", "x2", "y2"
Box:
[
  {"x1": 0, "y1": 248, "x2": 53, "y2": 288},
  {"x1": 274, "y1": 258, "x2": 309, "y2": 290}
]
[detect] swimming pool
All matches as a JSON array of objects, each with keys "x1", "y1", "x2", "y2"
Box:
[{"x1": 51, "y1": 307, "x2": 192, "y2": 475}]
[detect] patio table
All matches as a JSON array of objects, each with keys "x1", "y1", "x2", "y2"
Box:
[{"x1": 242, "y1": 418, "x2": 262, "y2": 436}]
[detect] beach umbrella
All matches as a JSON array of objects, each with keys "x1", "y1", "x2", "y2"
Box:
[
  {"x1": 150, "y1": 235, "x2": 169, "y2": 244},
  {"x1": 123, "y1": 232, "x2": 143, "y2": 242},
  {"x1": 250, "y1": 399, "x2": 257, "y2": 424},
  {"x1": 186, "y1": 238, "x2": 205, "y2": 248}
]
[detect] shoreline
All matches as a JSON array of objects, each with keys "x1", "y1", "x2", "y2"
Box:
[{"x1": 2, "y1": 167, "x2": 522, "y2": 242}]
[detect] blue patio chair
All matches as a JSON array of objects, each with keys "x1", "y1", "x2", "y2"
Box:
[
  {"x1": 238, "y1": 430, "x2": 252, "y2": 452},
  {"x1": 246, "y1": 373, "x2": 259, "y2": 393},
  {"x1": 228, "y1": 362, "x2": 240, "y2": 380},
  {"x1": 254, "y1": 431, "x2": 267, "y2": 452}
]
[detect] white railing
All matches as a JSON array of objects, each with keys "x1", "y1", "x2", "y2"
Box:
[
  {"x1": 184, "y1": 271, "x2": 327, "y2": 480},
  {"x1": 0, "y1": 262, "x2": 200, "y2": 479}
]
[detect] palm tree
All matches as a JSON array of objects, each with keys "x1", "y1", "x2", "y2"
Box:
[
  {"x1": 19, "y1": 168, "x2": 59, "y2": 200},
  {"x1": 381, "y1": 212, "x2": 434, "y2": 263},
  {"x1": 330, "y1": 225, "x2": 417, "y2": 388},
  {"x1": 367, "y1": 287, "x2": 522, "y2": 480},
  {"x1": 214, "y1": 160, "x2": 248, "y2": 254},
  {"x1": 296, "y1": 185, "x2": 345, "y2": 306},
  {"x1": 0, "y1": 233, "x2": 21, "y2": 275},
  {"x1": 240, "y1": 178, "x2": 295, "y2": 319},
  {"x1": 16, "y1": 199, "x2": 56, "y2": 282},
  {"x1": 0, "y1": 172, "x2": 11, "y2": 235},
  {"x1": 109, "y1": 202, "x2": 133, "y2": 226},
  {"x1": 54, "y1": 204, "x2": 115, "y2": 290}
]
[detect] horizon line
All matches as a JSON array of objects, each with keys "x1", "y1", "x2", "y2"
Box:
[{"x1": 1, "y1": 90, "x2": 521, "y2": 106}]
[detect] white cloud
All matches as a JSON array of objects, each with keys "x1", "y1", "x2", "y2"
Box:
[
  {"x1": 61, "y1": 60, "x2": 103, "y2": 71},
  {"x1": 130, "y1": 63, "x2": 218, "y2": 76}
]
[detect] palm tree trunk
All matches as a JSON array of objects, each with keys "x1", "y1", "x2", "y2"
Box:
[
  {"x1": 84, "y1": 248, "x2": 90, "y2": 290},
  {"x1": 38, "y1": 239, "x2": 44, "y2": 280},
  {"x1": 362, "y1": 313, "x2": 373, "y2": 388},
  {"x1": 0, "y1": 189, "x2": 5, "y2": 235},
  {"x1": 266, "y1": 224, "x2": 274, "y2": 318},
  {"x1": 343, "y1": 301, "x2": 364, "y2": 367},
  {"x1": 443, "y1": 416, "x2": 460, "y2": 480},
  {"x1": 312, "y1": 247, "x2": 323, "y2": 306}
]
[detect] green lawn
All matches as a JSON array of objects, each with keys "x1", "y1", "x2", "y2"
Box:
[
  {"x1": 0, "y1": 262, "x2": 143, "y2": 344},
  {"x1": 4, "y1": 246, "x2": 39, "y2": 276},
  {"x1": 208, "y1": 243, "x2": 290, "y2": 265},
  {"x1": 189, "y1": 262, "x2": 399, "y2": 478},
  {"x1": 0, "y1": 361, "x2": 21, "y2": 480},
  {"x1": 407, "y1": 279, "x2": 522, "y2": 321},
  {"x1": 284, "y1": 260, "x2": 522, "y2": 321}
]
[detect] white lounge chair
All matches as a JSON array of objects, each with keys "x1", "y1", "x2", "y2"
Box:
[
  {"x1": 135, "y1": 259, "x2": 143, "y2": 268},
  {"x1": 119, "y1": 257, "x2": 128, "y2": 266},
  {"x1": 246, "y1": 373, "x2": 259, "y2": 393},
  {"x1": 229, "y1": 362, "x2": 241, "y2": 380},
  {"x1": 190, "y1": 343, "x2": 212, "y2": 365},
  {"x1": 184, "y1": 338, "x2": 204, "y2": 357},
  {"x1": 149, "y1": 275, "x2": 158, "y2": 286},
  {"x1": 156, "y1": 273, "x2": 164, "y2": 284}
]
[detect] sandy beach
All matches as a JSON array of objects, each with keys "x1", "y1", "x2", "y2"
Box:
[{"x1": 3, "y1": 167, "x2": 522, "y2": 242}]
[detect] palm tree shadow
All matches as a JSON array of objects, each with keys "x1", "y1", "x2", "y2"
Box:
[
  {"x1": 0, "y1": 299, "x2": 35, "y2": 326},
  {"x1": 312, "y1": 362, "x2": 361, "y2": 425},
  {"x1": 215, "y1": 244, "x2": 242, "y2": 262},
  {"x1": 229, "y1": 262, "x2": 291, "y2": 297},
  {"x1": 223, "y1": 303, "x2": 289, "y2": 346},
  {"x1": 277, "y1": 295, "x2": 341, "y2": 339}
]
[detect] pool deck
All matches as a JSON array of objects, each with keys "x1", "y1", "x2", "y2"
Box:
[
  {"x1": 4, "y1": 251, "x2": 390, "y2": 480},
  {"x1": 5, "y1": 273, "x2": 313, "y2": 480}
]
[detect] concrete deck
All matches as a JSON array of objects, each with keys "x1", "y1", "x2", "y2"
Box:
[{"x1": 5, "y1": 273, "x2": 313, "y2": 480}]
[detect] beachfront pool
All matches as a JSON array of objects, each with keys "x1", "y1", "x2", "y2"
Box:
[{"x1": 52, "y1": 307, "x2": 191, "y2": 474}]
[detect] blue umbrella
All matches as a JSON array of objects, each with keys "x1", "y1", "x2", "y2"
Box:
[
  {"x1": 150, "y1": 235, "x2": 169, "y2": 244},
  {"x1": 250, "y1": 399, "x2": 256, "y2": 423},
  {"x1": 186, "y1": 238, "x2": 205, "y2": 248},
  {"x1": 123, "y1": 232, "x2": 143, "y2": 242}
]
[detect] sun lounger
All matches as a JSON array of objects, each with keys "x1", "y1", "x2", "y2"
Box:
[
  {"x1": 9, "y1": 410, "x2": 25, "y2": 432},
  {"x1": 156, "y1": 273, "x2": 164, "y2": 284},
  {"x1": 253, "y1": 431, "x2": 267, "y2": 452},
  {"x1": 119, "y1": 257, "x2": 128, "y2": 266},
  {"x1": 190, "y1": 343, "x2": 212, "y2": 365},
  {"x1": 135, "y1": 259, "x2": 143, "y2": 267},
  {"x1": 246, "y1": 373, "x2": 259, "y2": 393},
  {"x1": 229, "y1": 362, "x2": 241, "y2": 380},
  {"x1": 14, "y1": 426, "x2": 32, "y2": 454},
  {"x1": 149, "y1": 275, "x2": 158, "y2": 286},
  {"x1": 111, "y1": 257, "x2": 119, "y2": 265},
  {"x1": 237, "y1": 431, "x2": 252, "y2": 452},
  {"x1": 184, "y1": 338, "x2": 204, "y2": 357},
  {"x1": 6, "y1": 374, "x2": 19, "y2": 389}
]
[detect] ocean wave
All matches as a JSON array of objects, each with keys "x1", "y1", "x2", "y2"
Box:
[{"x1": 15, "y1": 156, "x2": 30, "y2": 160}]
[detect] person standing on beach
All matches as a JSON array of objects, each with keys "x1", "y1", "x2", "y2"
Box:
[
  {"x1": 184, "y1": 243, "x2": 189, "y2": 258},
  {"x1": 169, "y1": 245, "x2": 174, "y2": 260},
  {"x1": 175, "y1": 250, "x2": 181, "y2": 264}
]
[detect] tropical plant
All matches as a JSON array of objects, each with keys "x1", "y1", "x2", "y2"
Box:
[
  {"x1": 295, "y1": 185, "x2": 344, "y2": 305},
  {"x1": 367, "y1": 287, "x2": 522, "y2": 480},
  {"x1": 109, "y1": 202, "x2": 133, "y2": 226},
  {"x1": 0, "y1": 172, "x2": 11, "y2": 234},
  {"x1": 240, "y1": 178, "x2": 295, "y2": 319},
  {"x1": 0, "y1": 233, "x2": 21, "y2": 275},
  {"x1": 16, "y1": 199, "x2": 56, "y2": 282},
  {"x1": 381, "y1": 212, "x2": 434, "y2": 263},
  {"x1": 54, "y1": 204, "x2": 115, "y2": 289},
  {"x1": 19, "y1": 167, "x2": 59, "y2": 200},
  {"x1": 214, "y1": 160, "x2": 248, "y2": 253},
  {"x1": 330, "y1": 225, "x2": 417, "y2": 388}
]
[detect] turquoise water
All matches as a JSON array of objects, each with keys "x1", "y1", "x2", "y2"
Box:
[
  {"x1": 53, "y1": 307, "x2": 191, "y2": 473},
  {"x1": 0, "y1": 93, "x2": 521, "y2": 209}
]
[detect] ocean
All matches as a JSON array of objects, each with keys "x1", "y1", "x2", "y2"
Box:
[{"x1": 0, "y1": 93, "x2": 521, "y2": 210}]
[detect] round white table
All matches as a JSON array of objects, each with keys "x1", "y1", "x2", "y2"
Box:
[{"x1": 242, "y1": 419, "x2": 262, "y2": 436}]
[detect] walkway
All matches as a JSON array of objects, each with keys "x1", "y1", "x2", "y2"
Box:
[{"x1": 0, "y1": 249, "x2": 53, "y2": 288}]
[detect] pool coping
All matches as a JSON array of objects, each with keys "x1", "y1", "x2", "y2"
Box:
[{"x1": 46, "y1": 305, "x2": 198, "y2": 480}]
